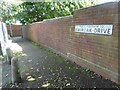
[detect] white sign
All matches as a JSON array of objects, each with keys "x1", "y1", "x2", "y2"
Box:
[{"x1": 75, "y1": 25, "x2": 113, "y2": 35}]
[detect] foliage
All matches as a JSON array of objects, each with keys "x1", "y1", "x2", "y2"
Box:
[
  {"x1": 0, "y1": 1, "x2": 22, "y2": 23},
  {"x1": 14, "y1": 0, "x2": 97, "y2": 25},
  {"x1": 0, "y1": 0, "x2": 97, "y2": 24}
]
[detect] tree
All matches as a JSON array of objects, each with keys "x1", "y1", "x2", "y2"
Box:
[
  {"x1": 14, "y1": 0, "x2": 97, "y2": 25},
  {"x1": 0, "y1": 0, "x2": 97, "y2": 24},
  {"x1": 0, "y1": 1, "x2": 8, "y2": 22},
  {"x1": 0, "y1": 1, "x2": 22, "y2": 23}
]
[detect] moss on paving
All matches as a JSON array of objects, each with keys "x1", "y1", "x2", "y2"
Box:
[
  {"x1": 3, "y1": 41, "x2": 120, "y2": 88},
  {"x1": 32, "y1": 42, "x2": 97, "y2": 78},
  {"x1": 31, "y1": 42, "x2": 120, "y2": 88}
]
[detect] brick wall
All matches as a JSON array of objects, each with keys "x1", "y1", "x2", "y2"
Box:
[
  {"x1": 26, "y1": 2, "x2": 120, "y2": 84},
  {"x1": 27, "y1": 16, "x2": 73, "y2": 56},
  {"x1": 71, "y1": 2, "x2": 119, "y2": 83},
  {"x1": 7, "y1": 25, "x2": 22, "y2": 37}
]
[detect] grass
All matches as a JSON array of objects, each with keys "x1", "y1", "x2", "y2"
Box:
[
  {"x1": 0, "y1": 55, "x2": 4, "y2": 61},
  {"x1": 0, "y1": 47, "x2": 5, "y2": 61},
  {"x1": 13, "y1": 51, "x2": 27, "y2": 59},
  {"x1": 0, "y1": 47, "x2": 25, "y2": 61}
]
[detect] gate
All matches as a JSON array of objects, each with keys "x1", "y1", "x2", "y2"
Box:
[{"x1": 7, "y1": 25, "x2": 22, "y2": 37}]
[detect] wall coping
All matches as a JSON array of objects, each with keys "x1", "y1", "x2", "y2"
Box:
[{"x1": 29, "y1": 15, "x2": 73, "y2": 25}]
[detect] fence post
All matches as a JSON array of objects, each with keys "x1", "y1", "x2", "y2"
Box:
[
  {"x1": 6, "y1": 47, "x2": 13, "y2": 64},
  {"x1": 11, "y1": 57, "x2": 21, "y2": 84}
]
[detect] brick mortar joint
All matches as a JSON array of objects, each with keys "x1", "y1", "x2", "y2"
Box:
[
  {"x1": 35, "y1": 42, "x2": 119, "y2": 76},
  {"x1": 67, "y1": 53, "x2": 118, "y2": 76}
]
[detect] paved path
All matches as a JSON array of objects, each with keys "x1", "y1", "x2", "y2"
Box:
[{"x1": 2, "y1": 37, "x2": 120, "y2": 88}]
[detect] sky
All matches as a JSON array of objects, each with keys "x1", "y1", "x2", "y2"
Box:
[{"x1": 98, "y1": 0, "x2": 118, "y2": 4}]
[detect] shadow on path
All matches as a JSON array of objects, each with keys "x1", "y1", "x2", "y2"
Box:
[{"x1": 2, "y1": 37, "x2": 120, "y2": 89}]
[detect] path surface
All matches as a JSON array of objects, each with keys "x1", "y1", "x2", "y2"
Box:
[{"x1": 2, "y1": 37, "x2": 120, "y2": 89}]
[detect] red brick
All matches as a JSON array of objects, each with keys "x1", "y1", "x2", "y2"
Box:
[{"x1": 26, "y1": 2, "x2": 120, "y2": 84}]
